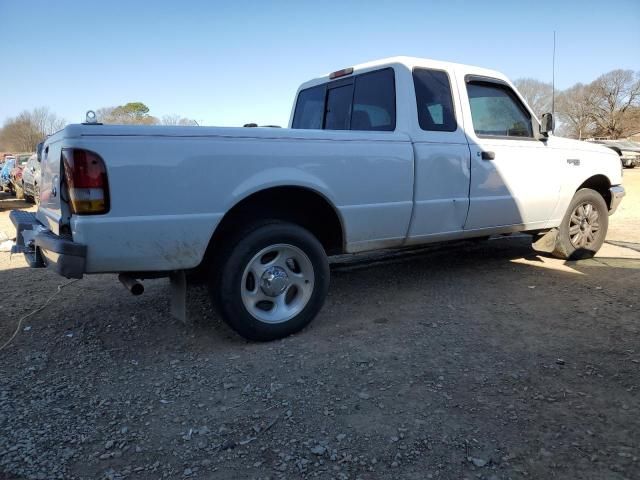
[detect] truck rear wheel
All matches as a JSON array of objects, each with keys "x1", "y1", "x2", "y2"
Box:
[
  {"x1": 211, "y1": 221, "x2": 330, "y2": 341},
  {"x1": 552, "y1": 188, "x2": 608, "y2": 260}
]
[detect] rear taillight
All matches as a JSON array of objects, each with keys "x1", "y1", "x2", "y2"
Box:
[{"x1": 62, "y1": 148, "x2": 110, "y2": 215}]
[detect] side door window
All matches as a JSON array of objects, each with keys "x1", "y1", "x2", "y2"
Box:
[{"x1": 466, "y1": 81, "x2": 533, "y2": 138}]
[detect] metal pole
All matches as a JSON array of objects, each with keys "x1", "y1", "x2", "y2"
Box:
[{"x1": 552, "y1": 31, "x2": 556, "y2": 118}]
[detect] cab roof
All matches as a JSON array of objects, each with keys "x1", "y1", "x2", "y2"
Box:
[{"x1": 298, "y1": 56, "x2": 509, "y2": 91}]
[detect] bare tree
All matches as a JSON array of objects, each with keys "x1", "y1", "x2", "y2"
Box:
[
  {"x1": 95, "y1": 106, "x2": 116, "y2": 124},
  {"x1": 31, "y1": 107, "x2": 66, "y2": 136},
  {"x1": 588, "y1": 69, "x2": 640, "y2": 139},
  {"x1": 161, "y1": 114, "x2": 181, "y2": 125},
  {"x1": 0, "y1": 107, "x2": 66, "y2": 152},
  {"x1": 620, "y1": 105, "x2": 640, "y2": 138},
  {"x1": 555, "y1": 83, "x2": 597, "y2": 139},
  {"x1": 162, "y1": 114, "x2": 198, "y2": 126},
  {"x1": 513, "y1": 78, "x2": 554, "y2": 119},
  {"x1": 0, "y1": 116, "x2": 40, "y2": 152}
]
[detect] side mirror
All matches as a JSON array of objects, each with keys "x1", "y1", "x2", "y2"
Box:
[{"x1": 540, "y1": 113, "x2": 554, "y2": 136}]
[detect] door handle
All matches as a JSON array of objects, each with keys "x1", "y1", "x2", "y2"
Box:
[{"x1": 481, "y1": 151, "x2": 495, "y2": 161}]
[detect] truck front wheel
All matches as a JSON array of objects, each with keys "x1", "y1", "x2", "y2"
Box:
[
  {"x1": 552, "y1": 188, "x2": 608, "y2": 260},
  {"x1": 211, "y1": 221, "x2": 330, "y2": 341}
]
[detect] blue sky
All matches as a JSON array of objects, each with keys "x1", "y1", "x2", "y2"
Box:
[{"x1": 1, "y1": 0, "x2": 638, "y2": 127}]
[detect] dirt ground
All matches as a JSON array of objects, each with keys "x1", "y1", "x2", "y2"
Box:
[{"x1": 1, "y1": 172, "x2": 639, "y2": 480}]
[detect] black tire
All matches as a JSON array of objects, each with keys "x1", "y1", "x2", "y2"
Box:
[
  {"x1": 211, "y1": 221, "x2": 330, "y2": 341},
  {"x1": 552, "y1": 188, "x2": 608, "y2": 260},
  {"x1": 24, "y1": 189, "x2": 34, "y2": 203}
]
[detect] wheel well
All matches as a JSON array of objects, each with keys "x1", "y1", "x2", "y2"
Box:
[
  {"x1": 204, "y1": 186, "x2": 344, "y2": 263},
  {"x1": 578, "y1": 175, "x2": 611, "y2": 208},
  {"x1": 604, "y1": 145, "x2": 622, "y2": 156}
]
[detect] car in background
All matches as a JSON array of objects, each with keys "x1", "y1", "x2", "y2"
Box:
[
  {"x1": 21, "y1": 153, "x2": 41, "y2": 203},
  {"x1": 1, "y1": 157, "x2": 16, "y2": 192},
  {"x1": 619, "y1": 149, "x2": 640, "y2": 168},
  {"x1": 588, "y1": 139, "x2": 640, "y2": 168},
  {"x1": 1, "y1": 153, "x2": 16, "y2": 165},
  {"x1": 9, "y1": 155, "x2": 30, "y2": 199}
]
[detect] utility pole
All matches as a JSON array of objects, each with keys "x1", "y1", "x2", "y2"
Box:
[{"x1": 552, "y1": 31, "x2": 556, "y2": 118}]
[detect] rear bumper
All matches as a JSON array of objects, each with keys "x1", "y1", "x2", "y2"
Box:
[
  {"x1": 609, "y1": 185, "x2": 625, "y2": 215},
  {"x1": 9, "y1": 210, "x2": 86, "y2": 279}
]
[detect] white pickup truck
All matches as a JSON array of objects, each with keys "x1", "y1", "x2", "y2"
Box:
[{"x1": 12, "y1": 56, "x2": 625, "y2": 341}]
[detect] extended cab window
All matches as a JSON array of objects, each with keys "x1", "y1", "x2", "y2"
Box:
[
  {"x1": 324, "y1": 84, "x2": 353, "y2": 130},
  {"x1": 292, "y1": 85, "x2": 325, "y2": 129},
  {"x1": 413, "y1": 68, "x2": 456, "y2": 132},
  {"x1": 351, "y1": 69, "x2": 395, "y2": 131},
  {"x1": 292, "y1": 68, "x2": 396, "y2": 131},
  {"x1": 467, "y1": 81, "x2": 533, "y2": 138}
]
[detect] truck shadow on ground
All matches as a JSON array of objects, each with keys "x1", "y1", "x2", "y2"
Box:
[{"x1": 1, "y1": 235, "x2": 638, "y2": 354}]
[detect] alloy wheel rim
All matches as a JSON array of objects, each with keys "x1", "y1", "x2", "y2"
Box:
[
  {"x1": 240, "y1": 244, "x2": 314, "y2": 324},
  {"x1": 569, "y1": 202, "x2": 601, "y2": 249}
]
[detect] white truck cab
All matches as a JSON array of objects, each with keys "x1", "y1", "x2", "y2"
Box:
[{"x1": 12, "y1": 56, "x2": 624, "y2": 341}]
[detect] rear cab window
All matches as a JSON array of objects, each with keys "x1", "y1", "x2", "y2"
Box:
[{"x1": 292, "y1": 68, "x2": 396, "y2": 132}]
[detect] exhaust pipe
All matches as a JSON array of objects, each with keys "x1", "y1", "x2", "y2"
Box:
[{"x1": 118, "y1": 274, "x2": 144, "y2": 296}]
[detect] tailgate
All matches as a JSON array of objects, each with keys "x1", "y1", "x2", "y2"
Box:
[{"x1": 36, "y1": 135, "x2": 65, "y2": 235}]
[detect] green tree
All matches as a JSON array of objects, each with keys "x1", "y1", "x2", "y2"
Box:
[
  {"x1": 96, "y1": 102, "x2": 158, "y2": 125},
  {"x1": 113, "y1": 102, "x2": 150, "y2": 121}
]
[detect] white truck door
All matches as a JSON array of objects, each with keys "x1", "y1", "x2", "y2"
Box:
[
  {"x1": 405, "y1": 67, "x2": 471, "y2": 244},
  {"x1": 461, "y1": 77, "x2": 561, "y2": 231}
]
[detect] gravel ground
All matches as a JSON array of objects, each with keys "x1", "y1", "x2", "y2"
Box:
[{"x1": 1, "y1": 171, "x2": 639, "y2": 480}]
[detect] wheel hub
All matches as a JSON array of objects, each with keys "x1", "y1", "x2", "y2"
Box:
[
  {"x1": 569, "y1": 201, "x2": 601, "y2": 249},
  {"x1": 580, "y1": 219, "x2": 589, "y2": 231},
  {"x1": 241, "y1": 243, "x2": 316, "y2": 324},
  {"x1": 260, "y1": 266, "x2": 289, "y2": 297}
]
